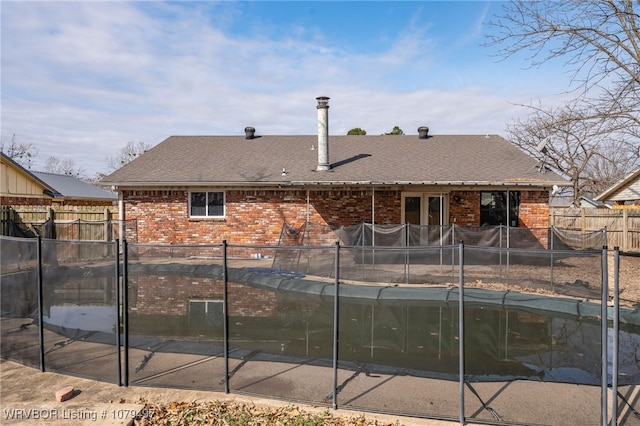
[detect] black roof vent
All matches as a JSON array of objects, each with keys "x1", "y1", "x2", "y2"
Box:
[
  {"x1": 418, "y1": 126, "x2": 429, "y2": 139},
  {"x1": 244, "y1": 127, "x2": 256, "y2": 139}
]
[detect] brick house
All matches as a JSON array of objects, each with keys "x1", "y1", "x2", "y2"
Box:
[{"x1": 101, "y1": 97, "x2": 568, "y2": 247}]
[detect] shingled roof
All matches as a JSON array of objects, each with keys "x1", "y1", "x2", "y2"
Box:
[{"x1": 101, "y1": 133, "x2": 568, "y2": 189}]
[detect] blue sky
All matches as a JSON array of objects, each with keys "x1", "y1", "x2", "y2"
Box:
[{"x1": 1, "y1": 1, "x2": 574, "y2": 176}]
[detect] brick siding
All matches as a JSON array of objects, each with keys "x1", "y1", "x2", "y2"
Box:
[
  {"x1": 448, "y1": 191, "x2": 479, "y2": 226},
  {"x1": 518, "y1": 190, "x2": 550, "y2": 248},
  {"x1": 124, "y1": 188, "x2": 549, "y2": 246},
  {"x1": 1, "y1": 196, "x2": 52, "y2": 206}
]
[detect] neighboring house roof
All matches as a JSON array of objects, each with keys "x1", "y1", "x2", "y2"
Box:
[
  {"x1": 1, "y1": 151, "x2": 56, "y2": 197},
  {"x1": 595, "y1": 167, "x2": 640, "y2": 202},
  {"x1": 579, "y1": 196, "x2": 610, "y2": 209},
  {"x1": 101, "y1": 133, "x2": 568, "y2": 189},
  {"x1": 33, "y1": 171, "x2": 117, "y2": 201}
]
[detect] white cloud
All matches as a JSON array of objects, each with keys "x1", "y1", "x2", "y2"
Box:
[{"x1": 1, "y1": 1, "x2": 572, "y2": 177}]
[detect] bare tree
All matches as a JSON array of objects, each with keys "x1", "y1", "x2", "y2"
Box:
[
  {"x1": 585, "y1": 138, "x2": 638, "y2": 195},
  {"x1": 506, "y1": 101, "x2": 637, "y2": 205},
  {"x1": 45, "y1": 156, "x2": 85, "y2": 178},
  {"x1": 0, "y1": 134, "x2": 38, "y2": 168},
  {"x1": 487, "y1": 1, "x2": 640, "y2": 201},
  {"x1": 106, "y1": 141, "x2": 152, "y2": 172},
  {"x1": 485, "y1": 1, "x2": 640, "y2": 91}
]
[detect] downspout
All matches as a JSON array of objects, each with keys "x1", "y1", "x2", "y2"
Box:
[
  {"x1": 371, "y1": 187, "x2": 375, "y2": 224},
  {"x1": 506, "y1": 189, "x2": 510, "y2": 247},
  {"x1": 372, "y1": 187, "x2": 375, "y2": 246},
  {"x1": 306, "y1": 189, "x2": 310, "y2": 225},
  {"x1": 118, "y1": 190, "x2": 124, "y2": 245}
]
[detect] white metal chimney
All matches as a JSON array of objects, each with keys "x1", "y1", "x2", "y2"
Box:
[{"x1": 316, "y1": 96, "x2": 330, "y2": 171}]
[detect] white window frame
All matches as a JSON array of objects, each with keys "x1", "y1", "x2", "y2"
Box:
[
  {"x1": 401, "y1": 192, "x2": 449, "y2": 226},
  {"x1": 189, "y1": 190, "x2": 226, "y2": 218}
]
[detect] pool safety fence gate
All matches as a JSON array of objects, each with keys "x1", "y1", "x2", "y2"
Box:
[{"x1": 1, "y1": 235, "x2": 638, "y2": 426}]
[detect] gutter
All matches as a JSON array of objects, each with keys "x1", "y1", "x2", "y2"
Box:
[{"x1": 103, "y1": 180, "x2": 570, "y2": 190}]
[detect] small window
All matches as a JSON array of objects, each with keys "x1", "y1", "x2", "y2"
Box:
[
  {"x1": 480, "y1": 191, "x2": 520, "y2": 226},
  {"x1": 190, "y1": 191, "x2": 225, "y2": 218}
]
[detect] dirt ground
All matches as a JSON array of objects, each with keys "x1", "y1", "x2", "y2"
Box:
[
  {"x1": 611, "y1": 253, "x2": 640, "y2": 305},
  {"x1": 460, "y1": 252, "x2": 640, "y2": 309}
]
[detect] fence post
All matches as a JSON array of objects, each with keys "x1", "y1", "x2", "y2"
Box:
[
  {"x1": 105, "y1": 208, "x2": 112, "y2": 242},
  {"x1": 37, "y1": 236, "x2": 45, "y2": 372},
  {"x1": 550, "y1": 226, "x2": 555, "y2": 292},
  {"x1": 458, "y1": 240, "x2": 465, "y2": 425},
  {"x1": 623, "y1": 209, "x2": 629, "y2": 252},
  {"x1": 601, "y1": 245, "x2": 608, "y2": 426},
  {"x1": 122, "y1": 240, "x2": 129, "y2": 387},
  {"x1": 115, "y1": 239, "x2": 122, "y2": 386},
  {"x1": 611, "y1": 247, "x2": 620, "y2": 425},
  {"x1": 48, "y1": 208, "x2": 55, "y2": 240},
  {"x1": 499, "y1": 225, "x2": 503, "y2": 280},
  {"x1": 222, "y1": 240, "x2": 229, "y2": 394},
  {"x1": 10, "y1": 207, "x2": 15, "y2": 237},
  {"x1": 332, "y1": 241, "x2": 340, "y2": 410}
]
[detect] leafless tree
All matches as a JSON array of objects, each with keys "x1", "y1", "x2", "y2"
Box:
[
  {"x1": 506, "y1": 100, "x2": 637, "y2": 205},
  {"x1": 487, "y1": 1, "x2": 640, "y2": 202},
  {"x1": 485, "y1": 1, "x2": 640, "y2": 91},
  {"x1": 1, "y1": 134, "x2": 38, "y2": 168},
  {"x1": 106, "y1": 141, "x2": 152, "y2": 172},
  {"x1": 45, "y1": 156, "x2": 85, "y2": 178}
]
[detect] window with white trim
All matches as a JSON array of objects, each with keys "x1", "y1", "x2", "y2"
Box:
[{"x1": 189, "y1": 191, "x2": 225, "y2": 218}]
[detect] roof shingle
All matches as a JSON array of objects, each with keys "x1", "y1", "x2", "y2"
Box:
[{"x1": 101, "y1": 134, "x2": 568, "y2": 188}]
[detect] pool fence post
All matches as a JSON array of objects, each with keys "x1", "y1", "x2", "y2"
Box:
[
  {"x1": 115, "y1": 239, "x2": 122, "y2": 386},
  {"x1": 601, "y1": 245, "x2": 608, "y2": 426},
  {"x1": 612, "y1": 247, "x2": 620, "y2": 425},
  {"x1": 499, "y1": 225, "x2": 503, "y2": 280},
  {"x1": 123, "y1": 239, "x2": 129, "y2": 386},
  {"x1": 550, "y1": 226, "x2": 554, "y2": 292},
  {"x1": 451, "y1": 225, "x2": 456, "y2": 277},
  {"x1": 37, "y1": 236, "x2": 45, "y2": 372},
  {"x1": 405, "y1": 223, "x2": 409, "y2": 284},
  {"x1": 506, "y1": 224, "x2": 510, "y2": 275},
  {"x1": 222, "y1": 240, "x2": 230, "y2": 394},
  {"x1": 458, "y1": 240, "x2": 465, "y2": 425},
  {"x1": 332, "y1": 240, "x2": 340, "y2": 410}
]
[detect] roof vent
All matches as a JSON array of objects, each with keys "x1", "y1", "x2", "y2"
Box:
[
  {"x1": 418, "y1": 126, "x2": 429, "y2": 139},
  {"x1": 244, "y1": 127, "x2": 256, "y2": 139}
]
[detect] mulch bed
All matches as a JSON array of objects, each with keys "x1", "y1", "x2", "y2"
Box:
[{"x1": 134, "y1": 400, "x2": 400, "y2": 425}]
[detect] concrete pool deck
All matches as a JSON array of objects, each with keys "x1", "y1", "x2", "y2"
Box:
[
  {"x1": 1, "y1": 359, "x2": 458, "y2": 426},
  {"x1": 2, "y1": 356, "x2": 640, "y2": 426}
]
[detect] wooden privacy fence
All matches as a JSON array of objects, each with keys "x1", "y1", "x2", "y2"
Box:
[
  {"x1": 0, "y1": 205, "x2": 130, "y2": 241},
  {"x1": 550, "y1": 207, "x2": 640, "y2": 252}
]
